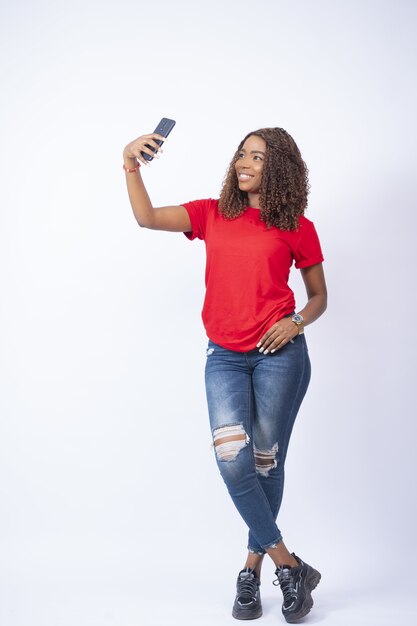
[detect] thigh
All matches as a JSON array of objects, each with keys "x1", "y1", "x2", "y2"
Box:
[
  {"x1": 205, "y1": 341, "x2": 253, "y2": 436},
  {"x1": 251, "y1": 335, "x2": 311, "y2": 449}
]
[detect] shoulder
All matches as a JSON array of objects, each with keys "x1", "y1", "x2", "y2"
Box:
[
  {"x1": 275, "y1": 215, "x2": 316, "y2": 241},
  {"x1": 181, "y1": 198, "x2": 220, "y2": 241},
  {"x1": 182, "y1": 198, "x2": 219, "y2": 212},
  {"x1": 291, "y1": 214, "x2": 324, "y2": 267},
  {"x1": 293, "y1": 215, "x2": 321, "y2": 240},
  {"x1": 298, "y1": 215, "x2": 316, "y2": 230}
]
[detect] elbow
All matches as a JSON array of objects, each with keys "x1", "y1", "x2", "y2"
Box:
[
  {"x1": 317, "y1": 288, "x2": 327, "y2": 308},
  {"x1": 135, "y1": 215, "x2": 155, "y2": 229},
  {"x1": 320, "y1": 292, "x2": 328, "y2": 315},
  {"x1": 307, "y1": 291, "x2": 327, "y2": 317}
]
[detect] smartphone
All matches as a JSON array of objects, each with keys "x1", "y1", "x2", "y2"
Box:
[{"x1": 141, "y1": 117, "x2": 176, "y2": 161}]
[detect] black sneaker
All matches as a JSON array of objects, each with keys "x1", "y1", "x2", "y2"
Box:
[
  {"x1": 273, "y1": 553, "x2": 321, "y2": 623},
  {"x1": 232, "y1": 567, "x2": 262, "y2": 620}
]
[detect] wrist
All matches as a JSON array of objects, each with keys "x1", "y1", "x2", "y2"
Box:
[
  {"x1": 123, "y1": 160, "x2": 141, "y2": 173},
  {"x1": 291, "y1": 313, "x2": 304, "y2": 334},
  {"x1": 123, "y1": 150, "x2": 137, "y2": 164}
]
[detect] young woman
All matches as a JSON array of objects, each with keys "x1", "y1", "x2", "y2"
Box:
[{"x1": 123, "y1": 127, "x2": 327, "y2": 623}]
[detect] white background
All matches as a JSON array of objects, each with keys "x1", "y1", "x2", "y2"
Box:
[{"x1": 1, "y1": 1, "x2": 416, "y2": 625}]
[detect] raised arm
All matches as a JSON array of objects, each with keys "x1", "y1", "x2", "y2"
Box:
[{"x1": 123, "y1": 133, "x2": 192, "y2": 232}]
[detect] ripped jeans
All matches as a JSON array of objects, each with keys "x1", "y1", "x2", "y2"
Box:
[{"x1": 205, "y1": 335, "x2": 311, "y2": 554}]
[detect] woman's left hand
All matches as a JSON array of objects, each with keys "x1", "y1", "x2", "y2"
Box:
[{"x1": 257, "y1": 318, "x2": 299, "y2": 354}]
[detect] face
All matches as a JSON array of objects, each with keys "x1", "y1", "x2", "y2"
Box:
[{"x1": 234, "y1": 135, "x2": 266, "y2": 195}]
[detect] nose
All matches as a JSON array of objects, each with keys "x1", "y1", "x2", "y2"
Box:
[{"x1": 239, "y1": 155, "x2": 251, "y2": 168}]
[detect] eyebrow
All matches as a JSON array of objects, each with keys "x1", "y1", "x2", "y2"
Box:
[{"x1": 240, "y1": 149, "x2": 266, "y2": 156}]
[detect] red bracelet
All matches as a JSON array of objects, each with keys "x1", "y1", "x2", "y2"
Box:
[{"x1": 123, "y1": 160, "x2": 141, "y2": 173}]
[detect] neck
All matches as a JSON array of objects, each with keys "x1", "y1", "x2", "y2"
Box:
[{"x1": 247, "y1": 192, "x2": 260, "y2": 208}]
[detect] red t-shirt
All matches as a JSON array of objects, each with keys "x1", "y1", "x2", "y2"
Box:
[{"x1": 182, "y1": 198, "x2": 324, "y2": 352}]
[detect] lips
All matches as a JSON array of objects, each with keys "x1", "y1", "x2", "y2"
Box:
[{"x1": 238, "y1": 173, "x2": 254, "y2": 180}]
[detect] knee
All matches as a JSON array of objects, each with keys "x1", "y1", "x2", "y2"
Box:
[
  {"x1": 212, "y1": 423, "x2": 250, "y2": 462},
  {"x1": 254, "y1": 442, "x2": 279, "y2": 477}
]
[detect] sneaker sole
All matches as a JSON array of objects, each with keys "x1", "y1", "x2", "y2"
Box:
[
  {"x1": 283, "y1": 568, "x2": 321, "y2": 623},
  {"x1": 232, "y1": 599, "x2": 262, "y2": 619},
  {"x1": 232, "y1": 606, "x2": 263, "y2": 620}
]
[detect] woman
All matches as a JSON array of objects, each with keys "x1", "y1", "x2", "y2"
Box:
[{"x1": 123, "y1": 127, "x2": 327, "y2": 623}]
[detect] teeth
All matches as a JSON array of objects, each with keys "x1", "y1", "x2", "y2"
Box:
[{"x1": 239, "y1": 174, "x2": 252, "y2": 179}]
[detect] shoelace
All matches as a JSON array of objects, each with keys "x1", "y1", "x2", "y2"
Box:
[
  {"x1": 238, "y1": 572, "x2": 258, "y2": 599},
  {"x1": 273, "y1": 567, "x2": 297, "y2": 603}
]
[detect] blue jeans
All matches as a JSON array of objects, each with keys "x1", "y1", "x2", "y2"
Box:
[{"x1": 205, "y1": 335, "x2": 311, "y2": 554}]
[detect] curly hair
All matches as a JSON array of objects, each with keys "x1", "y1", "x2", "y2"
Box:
[{"x1": 218, "y1": 127, "x2": 310, "y2": 231}]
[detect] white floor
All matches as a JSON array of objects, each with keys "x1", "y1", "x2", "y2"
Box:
[{"x1": 1, "y1": 559, "x2": 415, "y2": 626}]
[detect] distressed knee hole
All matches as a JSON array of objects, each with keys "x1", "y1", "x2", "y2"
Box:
[
  {"x1": 254, "y1": 442, "x2": 279, "y2": 477},
  {"x1": 213, "y1": 424, "x2": 250, "y2": 462}
]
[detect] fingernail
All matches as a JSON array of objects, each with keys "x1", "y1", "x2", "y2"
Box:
[
  {"x1": 256, "y1": 342, "x2": 261, "y2": 348},
  {"x1": 259, "y1": 347, "x2": 264, "y2": 353},
  {"x1": 271, "y1": 349, "x2": 276, "y2": 353},
  {"x1": 264, "y1": 349, "x2": 269, "y2": 355}
]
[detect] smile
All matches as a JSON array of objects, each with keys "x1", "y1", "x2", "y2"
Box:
[{"x1": 238, "y1": 173, "x2": 254, "y2": 180}]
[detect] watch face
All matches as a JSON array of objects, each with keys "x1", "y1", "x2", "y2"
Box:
[{"x1": 292, "y1": 314, "x2": 303, "y2": 323}]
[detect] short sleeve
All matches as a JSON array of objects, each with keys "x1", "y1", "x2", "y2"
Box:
[
  {"x1": 181, "y1": 198, "x2": 216, "y2": 241},
  {"x1": 293, "y1": 217, "x2": 324, "y2": 269}
]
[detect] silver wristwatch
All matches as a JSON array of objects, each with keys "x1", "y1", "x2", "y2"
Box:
[{"x1": 291, "y1": 313, "x2": 305, "y2": 334}]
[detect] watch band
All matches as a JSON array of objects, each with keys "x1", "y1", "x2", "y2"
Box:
[{"x1": 291, "y1": 313, "x2": 305, "y2": 334}]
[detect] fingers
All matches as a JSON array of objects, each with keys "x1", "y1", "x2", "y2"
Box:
[
  {"x1": 136, "y1": 135, "x2": 166, "y2": 164},
  {"x1": 125, "y1": 133, "x2": 167, "y2": 165},
  {"x1": 257, "y1": 321, "x2": 298, "y2": 354}
]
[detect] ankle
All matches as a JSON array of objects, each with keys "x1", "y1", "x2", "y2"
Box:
[
  {"x1": 266, "y1": 542, "x2": 299, "y2": 570},
  {"x1": 242, "y1": 565, "x2": 261, "y2": 579},
  {"x1": 244, "y1": 553, "x2": 264, "y2": 578},
  {"x1": 277, "y1": 555, "x2": 298, "y2": 570}
]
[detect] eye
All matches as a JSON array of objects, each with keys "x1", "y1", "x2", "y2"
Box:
[
  {"x1": 237, "y1": 151, "x2": 245, "y2": 159},
  {"x1": 253, "y1": 155, "x2": 263, "y2": 161}
]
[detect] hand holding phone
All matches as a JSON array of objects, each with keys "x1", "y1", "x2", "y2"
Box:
[{"x1": 141, "y1": 117, "x2": 176, "y2": 162}]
